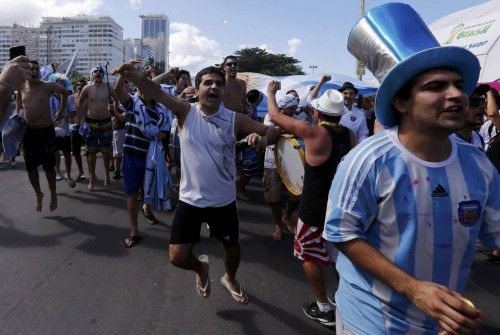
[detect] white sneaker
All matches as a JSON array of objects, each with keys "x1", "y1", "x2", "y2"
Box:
[{"x1": 56, "y1": 174, "x2": 63, "y2": 181}]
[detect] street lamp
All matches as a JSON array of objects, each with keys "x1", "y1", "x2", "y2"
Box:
[
  {"x1": 139, "y1": 15, "x2": 145, "y2": 63},
  {"x1": 357, "y1": 0, "x2": 366, "y2": 81},
  {"x1": 46, "y1": 25, "x2": 53, "y2": 64},
  {"x1": 309, "y1": 64, "x2": 318, "y2": 73}
]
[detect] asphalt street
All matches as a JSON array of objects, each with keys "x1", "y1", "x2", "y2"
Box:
[{"x1": 0, "y1": 158, "x2": 499, "y2": 335}]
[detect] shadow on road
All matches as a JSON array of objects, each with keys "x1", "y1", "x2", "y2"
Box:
[
  {"x1": 44, "y1": 215, "x2": 170, "y2": 257},
  {"x1": 216, "y1": 296, "x2": 330, "y2": 335},
  {"x1": 0, "y1": 225, "x2": 73, "y2": 248},
  {"x1": 58, "y1": 190, "x2": 125, "y2": 210}
]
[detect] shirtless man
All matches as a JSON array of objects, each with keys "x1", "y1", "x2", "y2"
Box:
[
  {"x1": 221, "y1": 55, "x2": 255, "y2": 200},
  {"x1": 69, "y1": 79, "x2": 87, "y2": 181},
  {"x1": 0, "y1": 56, "x2": 30, "y2": 119},
  {"x1": 16, "y1": 60, "x2": 68, "y2": 212},
  {"x1": 222, "y1": 55, "x2": 250, "y2": 114},
  {"x1": 79, "y1": 66, "x2": 117, "y2": 190}
]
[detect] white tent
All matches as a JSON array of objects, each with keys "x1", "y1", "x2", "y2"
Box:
[
  {"x1": 430, "y1": 0, "x2": 500, "y2": 82},
  {"x1": 237, "y1": 72, "x2": 378, "y2": 117}
]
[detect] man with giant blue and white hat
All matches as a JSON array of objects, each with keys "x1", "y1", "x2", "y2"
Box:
[{"x1": 323, "y1": 3, "x2": 500, "y2": 334}]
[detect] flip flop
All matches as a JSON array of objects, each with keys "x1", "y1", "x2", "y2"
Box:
[
  {"x1": 142, "y1": 208, "x2": 158, "y2": 225},
  {"x1": 196, "y1": 255, "x2": 210, "y2": 298},
  {"x1": 220, "y1": 276, "x2": 249, "y2": 304},
  {"x1": 123, "y1": 235, "x2": 141, "y2": 248}
]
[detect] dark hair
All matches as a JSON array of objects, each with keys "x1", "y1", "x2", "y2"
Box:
[
  {"x1": 175, "y1": 69, "x2": 191, "y2": 83},
  {"x1": 223, "y1": 55, "x2": 237, "y2": 66},
  {"x1": 29, "y1": 60, "x2": 39, "y2": 65},
  {"x1": 247, "y1": 89, "x2": 261, "y2": 104},
  {"x1": 322, "y1": 114, "x2": 342, "y2": 123},
  {"x1": 490, "y1": 87, "x2": 500, "y2": 107},
  {"x1": 286, "y1": 89, "x2": 298, "y2": 96},
  {"x1": 194, "y1": 66, "x2": 225, "y2": 88}
]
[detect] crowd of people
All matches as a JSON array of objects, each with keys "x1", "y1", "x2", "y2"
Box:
[{"x1": 0, "y1": 2, "x2": 499, "y2": 334}]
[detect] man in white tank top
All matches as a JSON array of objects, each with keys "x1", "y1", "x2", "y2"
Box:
[{"x1": 112, "y1": 63, "x2": 280, "y2": 304}]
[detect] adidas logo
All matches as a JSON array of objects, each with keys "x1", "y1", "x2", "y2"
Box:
[{"x1": 431, "y1": 184, "x2": 449, "y2": 197}]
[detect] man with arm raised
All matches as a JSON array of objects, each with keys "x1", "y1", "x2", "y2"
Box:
[
  {"x1": 17, "y1": 60, "x2": 68, "y2": 212},
  {"x1": 112, "y1": 63, "x2": 280, "y2": 304}
]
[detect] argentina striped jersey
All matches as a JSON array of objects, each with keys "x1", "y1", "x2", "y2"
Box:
[{"x1": 323, "y1": 127, "x2": 500, "y2": 334}]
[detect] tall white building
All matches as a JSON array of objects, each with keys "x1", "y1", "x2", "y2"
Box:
[
  {"x1": 39, "y1": 15, "x2": 123, "y2": 76},
  {"x1": 123, "y1": 37, "x2": 142, "y2": 62},
  {"x1": 0, "y1": 26, "x2": 13, "y2": 67},
  {"x1": 140, "y1": 14, "x2": 169, "y2": 72},
  {"x1": 0, "y1": 24, "x2": 41, "y2": 69}
]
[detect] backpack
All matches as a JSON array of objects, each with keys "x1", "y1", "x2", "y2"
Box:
[{"x1": 485, "y1": 123, "x2": 500, "y2": 171}]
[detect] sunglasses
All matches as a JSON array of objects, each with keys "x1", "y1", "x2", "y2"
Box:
[
  {"x1": 225, "y1": 62, "x2": 238, "y2": 67},
  {"x1": 469, "y1": 97, "x2": 485, "y2": 107},
  {"x1": 93, "y1": 69, "x2": 103, "y2": 74}
]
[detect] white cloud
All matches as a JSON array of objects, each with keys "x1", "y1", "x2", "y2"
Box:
[
  {"x1": 287, "y1": 38, "x2": 302, "y2": 57},
  {"x1": 169, "y1": 22, "x2": 222, "y2": 74},
  {"x1": 223, "y1": 20, "x2": 228, "y2": 24},
  {"x1": 129, "y1": 0, "x2": 142, "y2": 10},
  {"x1": 0, "y1": 0, "x2": 102, "y2": 26}
]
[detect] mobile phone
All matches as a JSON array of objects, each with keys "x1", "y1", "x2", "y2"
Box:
[
  {"x1": 277, "y1": 81, "x2": 281, "y2": 90},
  {"x1": 9, "y1": 46, "x2": 26, "y2": 60}
]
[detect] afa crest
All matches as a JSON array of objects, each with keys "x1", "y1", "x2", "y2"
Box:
[{"x1": 458, "y1": 200, "x2": 481, "y2": 227}]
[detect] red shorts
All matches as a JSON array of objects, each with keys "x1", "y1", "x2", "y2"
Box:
[{"x1": 293, "y1": 219, "x2": 338, "y2": 266}]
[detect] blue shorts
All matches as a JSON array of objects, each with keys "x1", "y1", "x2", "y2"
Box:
[
  {"x1": 123, "y1": 154, "x2": 146, "y2": 195},
  {"x1": 85, "y1": 130, "x2": 112, "y2": 152}
]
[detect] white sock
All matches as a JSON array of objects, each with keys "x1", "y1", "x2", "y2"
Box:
[{"x1": 317, "y1": 301, "x2": 332, "y2": 312}]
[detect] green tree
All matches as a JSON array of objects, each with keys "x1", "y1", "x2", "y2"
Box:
[
  {"x1": 234, "y1": 47, "x2": 305, "y2": 76},
  {"x1": 70, "y1": 71, "x2": 88, "y2": 88}
]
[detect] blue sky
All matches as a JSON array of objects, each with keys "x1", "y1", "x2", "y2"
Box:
[{"x1": 2, "y1": 0, "x2": 488, "y2": 79}]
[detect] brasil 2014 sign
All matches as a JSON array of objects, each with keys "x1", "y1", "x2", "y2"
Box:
[
  {"x1": 445, "y1": 21, "x2": 493, "y2": 45},
  {"x1": 432, "y1": 14, "x2": 498, "y2": 55}
]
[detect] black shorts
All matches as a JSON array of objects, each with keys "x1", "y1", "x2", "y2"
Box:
[
  {"x1": 55, "y1": 136, "x2": 71, "y2": 154},
  {"x1": 70, "y1": 129, "x2": 83, "y2": 156},
  {"x1": 170, "y1": 200, "x2": 239, "y2": 246},
  {"x1": 23, "y1": 126, "x2": 56, "y2": 172}
]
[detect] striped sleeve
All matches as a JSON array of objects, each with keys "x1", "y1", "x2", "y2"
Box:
[
  {"x1": 479, "y1": 168, "x2": 500, "y2": 249},
  {"x1": 323, "y1": 133, "x2": 392, "y2": 243}
]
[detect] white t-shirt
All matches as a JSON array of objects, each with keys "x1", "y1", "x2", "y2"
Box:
[
  {"x1": 178, "y1": 103, "x2": 237, "y2": 207},
  {"x1": 340, "y1": 106, "x2": 369, "y2": 144},
  {"x1": 479, "y1": 120, "x2": 498, "y2": 151}
]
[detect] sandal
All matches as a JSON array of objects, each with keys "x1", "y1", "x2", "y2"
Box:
[
  {"x1": 142, "y1": 208, "x2": 158, "y2": 225},
  {"x1": 196, "y1": 255, "x2": 210, "y2": 298},
  {"x1": 485, "y1": 255, "x2": 500, "y2": 266},
  {"x1": 65, "y1": 176, "x2": 76, "y2": 188},
  {"x1": 123, "y1": 235, "x2": 142, "y2": 248},
  {"x1": 220, "y1": 276, "x2": 249, "y2": 304}
]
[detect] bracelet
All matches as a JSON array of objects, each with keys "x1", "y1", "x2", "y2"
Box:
[
  {"x1": 262, "y1": 136, "x2": 269, "y2": 147},
  {"x1": 0, "y1": 80, "x2": 14, "y2": 95}
]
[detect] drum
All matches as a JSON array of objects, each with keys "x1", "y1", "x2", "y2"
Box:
[
  {"x1": 275, "y1": 134, "x2": 305, "y2": 196},
  {"x1": 168, "y1": 118, "x2": 181, "y2": 168}
]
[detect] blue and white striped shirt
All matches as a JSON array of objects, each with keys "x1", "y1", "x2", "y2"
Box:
[{"x1": 323, "y1": 127, "x2": 500, "y2": 334}]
